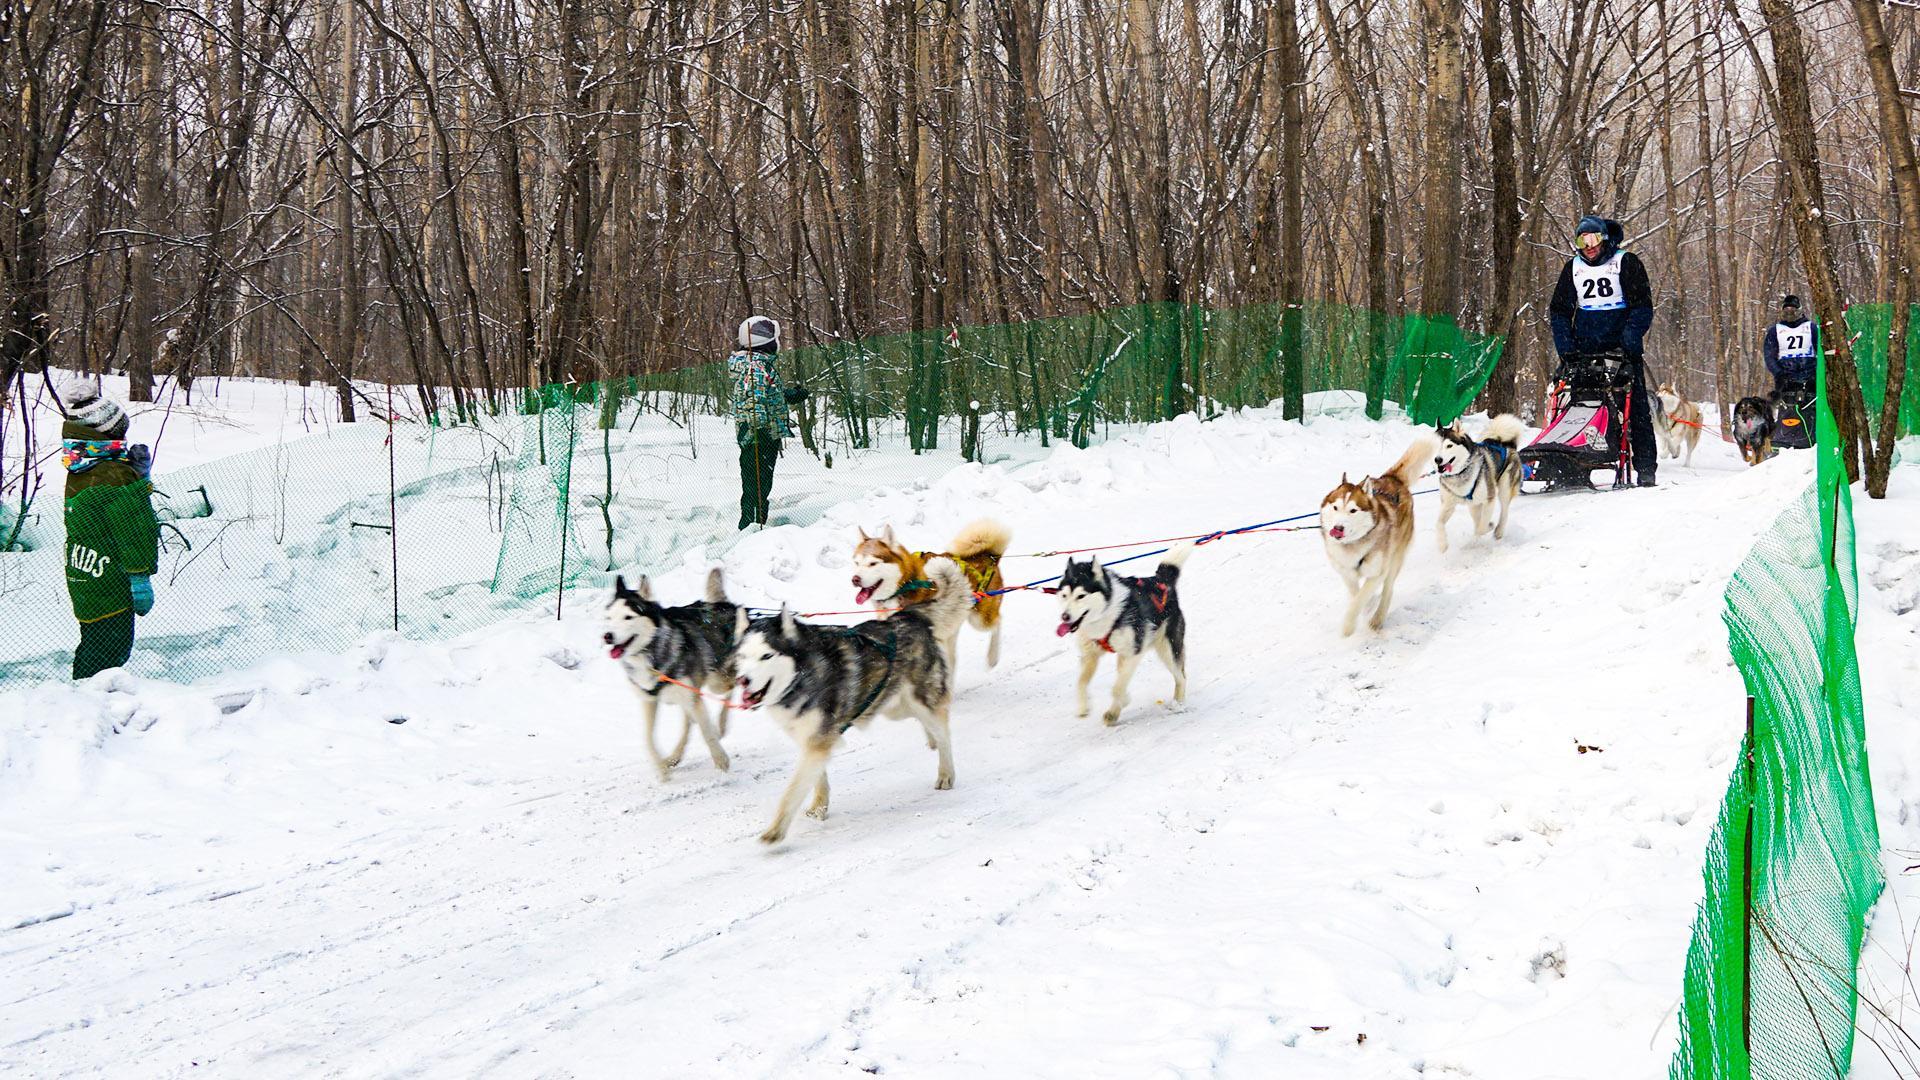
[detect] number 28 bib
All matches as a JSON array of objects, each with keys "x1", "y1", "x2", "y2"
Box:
[{"x1": 1571, "y1": 251, "x2": 1626, "y2": 312}]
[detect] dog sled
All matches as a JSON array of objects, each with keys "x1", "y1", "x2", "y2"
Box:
[
  {"x1": 1520, "y1": 351, "x2": 1637, "y2": 494},
  {"x1": 1771, "y1": 378, "x2": 1816, "y2": 450}
]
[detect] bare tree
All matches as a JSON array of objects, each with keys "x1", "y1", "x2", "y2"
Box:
[
  {"x1": 0, "y1": 0, "x2": 1903, "y2": 461},
  {"x1": 1847, "y1": 0, "x2": 1917, "y2": 498}
]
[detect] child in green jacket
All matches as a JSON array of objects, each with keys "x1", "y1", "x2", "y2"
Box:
[
  {"x1": 727, "y1": 316, "x2": 808, "y2": 530},
  {"x1": 59, "y1": 381, "x2": 160, "y2": 679}
]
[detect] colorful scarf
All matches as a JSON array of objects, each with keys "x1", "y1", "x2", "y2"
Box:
[{"x1": 62, "y1": 439, "x2": 133, "y2": 474}]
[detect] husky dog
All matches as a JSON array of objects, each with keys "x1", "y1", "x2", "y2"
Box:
[
  {"x1": 1654, "y1": 384, "x2": 1703, "y2": 467},
  {"x1": 1432, "y1": 414, "x2": 1525, "y2": 553},
  {"x1": 1320, "y1": 435, "x2": 1434, "y2": 636},
  {"x1": 733, "y1": 556, "x2": 974, "y2": 844},
  {"x1": 850, "y1": 519, "x2": 1012, "y2": 669},
  {"x1": 1732, "y1": 397, "x2": 1774, "y2": 466},
  {"x1": 603, "y1": 570, "x2": 739, "y2": 779},
  {"x1": 1054, "y1": 543, "x2": 1190, "y2": 727}
]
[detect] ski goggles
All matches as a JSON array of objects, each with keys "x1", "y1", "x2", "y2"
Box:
[{"x1": 1576, "y1": 231, "x2": 1605, "y2": 250}]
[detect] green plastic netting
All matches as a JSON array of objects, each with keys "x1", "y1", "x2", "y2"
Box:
[
  {"x1": 1, "y1": 301, "x2": 1502, "y2": 688},
  {"x1": 1845, "y1": 303, "x2": 1919, "y2": 439},
  {"x1": 1668, "y1": 331, "x2": 1881, "y2": 1076},
  {"x1": 619, "y1": 302, "x2": 1505, "y2": 451}
]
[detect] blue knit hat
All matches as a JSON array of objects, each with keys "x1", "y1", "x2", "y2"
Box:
[{"x1": 1575, "y1": 215, "x2": 1608, "y2": 238}]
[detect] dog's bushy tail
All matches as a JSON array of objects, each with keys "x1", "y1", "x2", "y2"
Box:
[
  {"x1": 948, "y1": 518, "x2": 1012, "y2": 559},
  {"x1": 1483, "y1": 413, "x2": 1525, "y2": 447},
  {"x1": 919, "y1": 556, "x2": 977, "y2": 641},
  {"x1": 1154, "y1": 541, "x2": 1194, "y2": 586},
  {"x1": 705, "y1": 567, "x2": 727, "y2": 603},
  {"x1": 1385, "y1": 432, "x2": 1440, "y2": 486}
]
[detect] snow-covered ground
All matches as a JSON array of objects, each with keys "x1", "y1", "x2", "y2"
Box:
[
  {"x1": 0, "y1": 374, "x2": 1055, "y2": 686},
  {"x1": 3, "y1": 390, "x2": 1917, "y2": 1077},
  {"x1": 1850, "y1": 460, "x2": 1920, "y2": 1078}
]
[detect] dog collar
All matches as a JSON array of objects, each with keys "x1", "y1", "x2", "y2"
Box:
[{"x1": 876, "y1": 577, "x2": 933, "y2": 603}]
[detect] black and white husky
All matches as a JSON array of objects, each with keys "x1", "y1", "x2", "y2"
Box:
[
  {"x1": 603, "y1": 570, "x2": 738, "y2": 780},
  {"x1": 1432, "y1": 414, "x2": 1526, "y2": 553},
  {"x1": 732, "y1": 556, "x2": 974, "y2": 844},
  {"x1": 1054, "y1": 543, "x2": 1191, "y2": 726}
]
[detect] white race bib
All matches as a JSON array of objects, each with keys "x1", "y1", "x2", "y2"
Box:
[
  {"x1": 1775, "y1": 322, "x2": 1815, "y2": 359},
  {"x1": 1571, "y1": 251, "x2": 1626, "y2": 311}
]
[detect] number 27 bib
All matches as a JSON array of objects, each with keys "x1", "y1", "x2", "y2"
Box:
[
  {"x1": 1571, "y1": 252, "x2": 1626, "y2": 312},
  {"x1": 1775, "y1": 322, "x2": 1814, "y2": 359}
]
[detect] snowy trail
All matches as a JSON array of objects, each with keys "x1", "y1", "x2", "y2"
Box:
[{"x1": 2, "y1": 412, "x2": 1821, "y2": 1077}]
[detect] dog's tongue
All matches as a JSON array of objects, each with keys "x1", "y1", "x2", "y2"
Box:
[
  {"x1": 1329, "y1": 525, "x2": 1345, "y2": 539},
  {"x1": 607, "y1": 644, "x2": 625, "y2": 659},
  {"x1": 1056, "y1": 619, "x2": 1073, "y2": 638},
  {"x1": 854, "y1": 583, "x2": 877, "y2": 605}
]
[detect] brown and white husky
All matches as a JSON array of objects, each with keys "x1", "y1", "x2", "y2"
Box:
[
  {"x1": 849, "y1": 519, "x2": 1012, "y2": 669},
  {"x1": 1319, "y1": 434, "x2": 1435, "y2": 636}
]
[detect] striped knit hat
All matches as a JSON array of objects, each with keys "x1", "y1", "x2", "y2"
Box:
[{"x1": 60, "y1": 379, "x2": 129, "y2": 437}]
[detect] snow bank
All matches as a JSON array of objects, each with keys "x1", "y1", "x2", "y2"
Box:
[
  {"x1": 1, "y1": 401, "x2": 1890, "y2": 1078},
  {"x1": 0, "y1": 373, "x2": 1058, "y2": 686}
]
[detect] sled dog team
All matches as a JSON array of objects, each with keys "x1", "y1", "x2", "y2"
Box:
[
  {"x1": 604, "y1": 515, "x2": 1197, "y2": 843},
  {"x1": 605, "y1": 403, "x2": 1702, "y2": 845}
]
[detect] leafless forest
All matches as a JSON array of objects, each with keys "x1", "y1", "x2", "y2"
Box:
[{"x1": 3, "y1": 0, "x2": 1914, "y2": 489}]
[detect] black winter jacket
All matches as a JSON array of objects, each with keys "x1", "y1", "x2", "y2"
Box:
[
  {"x1": 1763, "y1": 317, "x2": 1817, "y2": 382},
  {"x1": 1549, "y1": 243, "x2": 1655, "y2": 359}
]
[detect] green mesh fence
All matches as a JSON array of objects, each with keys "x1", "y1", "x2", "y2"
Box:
[
  {"x1": 628, "y1": 302, "x2": 1505, "y2": 450},
  {"x1": 2, "y1": 301, "x2": 1501, "y2": 688},
  {"x1": 1668, "y1": 338, "x2": 1881, "y2": 1076},
  {"x1": 1845, "y1": 303, "x2": 1920, "y2": 439}
]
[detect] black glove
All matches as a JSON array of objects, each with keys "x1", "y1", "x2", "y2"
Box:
[{"x1": 784, "y1": 383, "x2": 810, "y2": 404}]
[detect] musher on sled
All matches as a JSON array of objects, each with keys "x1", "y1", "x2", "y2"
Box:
[
  {"x1": 1523, "y1": 215, "x2": 1658, "y2": 492},
  {"x1": 1762, "y1": 293, "x2": 1818, "y2": 450}
]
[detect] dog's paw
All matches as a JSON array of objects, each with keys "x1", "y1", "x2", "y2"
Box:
[
  {"x1": 758, "y1": 825, "x2": 787, "y2": 844},
  {"x1": 1102, "y1": 709, "x2": 1122, "y2": 726},
  {"x1": 806, "y1": 804, "x2": 829, "y2": 820},
  {"x1": 711, "y1": 751, "x2": 731, "y2": 773},
  {"x1": 935, "y1": 774, "x2": 953, "y2": 790}
]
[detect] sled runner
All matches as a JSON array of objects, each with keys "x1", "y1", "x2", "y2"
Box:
[
  {"x1": 1771, "y1": 378, "x2": 1816, "y2": 450},
  {"x1": 1520, "y1": 351, "x2": 1636, "y2": 494}
]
